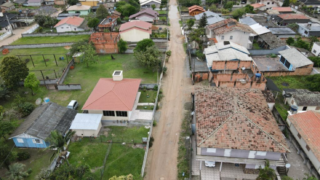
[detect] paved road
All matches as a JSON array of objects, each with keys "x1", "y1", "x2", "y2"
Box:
[
  {"x1": 144, "y1": 0, "x2": 193, "y2": 179},
  {"x1": 0, "y1": 24, "x2": 34, "y2": 46}
]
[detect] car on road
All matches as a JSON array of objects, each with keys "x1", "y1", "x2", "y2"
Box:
[
  {"x1": 205, "y1": 161, "x2": 216, "y2": 167},
  {"x1": 67, "y1": 100, "x2": 78, "y2": 110}
]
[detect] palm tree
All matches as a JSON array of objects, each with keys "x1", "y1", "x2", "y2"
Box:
[
  {"x1": 6, "y1": 163, "x2": 30, "y2": 180},
  {"x1": 257, "y1": 160, "x2": 276, "y2": 180},
  {"x1": 46, "y1": 130, "x2": 75, "y2": 166}
]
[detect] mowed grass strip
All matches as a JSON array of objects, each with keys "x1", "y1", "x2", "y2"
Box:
[{"x1": 10, "y1": 35, "x2": 90, "y2": 45}]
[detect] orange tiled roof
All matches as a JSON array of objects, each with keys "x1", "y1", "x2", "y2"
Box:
[
  {"x1": 250, "y1": 3, "x2": 266, "y2": 9},
  {"x1": 195, "y1": 87, "x2": 289, "y2": 153},
  {"x1": 82, "y1": 78, "x2": 141, "y2": 111},
  {"x1": 272, "y1": 7, "x2": 293, "y2": 12},
  {"x1": 278, "y1": 13, "x2": 310, "y2": 20},
  {"x1": 288, "y1": 111, "x2": 320, "y2": 161},
  {"x1": 207, "y1": 19, "x2": 256, "y2": 36},
  {"x1": 54, "y1": 16, "x2": 84, "y2": 28},
  {"x1": 188, "y1": 5, "x2": 205, "y2": 13},
  {"x1": 119, "y1": 20, "x2": 152, "y2": 34}
]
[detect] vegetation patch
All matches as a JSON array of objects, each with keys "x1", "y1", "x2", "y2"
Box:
[{"x1": 11, "y1": 35, "x2": 90, "y2": 45}]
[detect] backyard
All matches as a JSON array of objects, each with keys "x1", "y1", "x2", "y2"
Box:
[
  {"x1": 68, "y1": 126, "x2": 149, "y2": 179},
  {"x1": 139, "y1": 90, "x2": 157, "y2": 103},
  {"x1": 10, "y1": 35, "x2": 90, "y2": 45},
  {"x1": 0, "y1": 47, "x2": 70, "y2": 79}
]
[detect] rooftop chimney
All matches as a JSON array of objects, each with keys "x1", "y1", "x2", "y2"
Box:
[{"x1": 112, "y1": 70, "x2": 123, "y2": 81}]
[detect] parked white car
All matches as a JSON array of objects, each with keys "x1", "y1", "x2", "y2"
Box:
[
  {"x1": 67, "y1": 100, "x2": 78, "y2": 110},
  {"x1": 205, "y1": 161, "x2": 216, "y2": 167}
]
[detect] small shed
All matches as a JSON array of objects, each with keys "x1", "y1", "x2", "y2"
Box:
[
  {"x1": 70, "y1": 113, "x2": 102, "y2": 137},
  {"x1": 72, "y1": 52, "x2": 84, "y2": 63}
]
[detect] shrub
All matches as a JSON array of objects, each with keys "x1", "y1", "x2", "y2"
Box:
[
  {"x1": 149, "y1": 136, "x2": 154, "y2": 148},
  {"x1": 308, "y1": 56, "x2": 320, "y2": 67},
  {"x1": 143, "y1": 86, "x2": 147, "y2": 92},
  {"x1": 153, "y1": 120, "x2": 157, "y2": 127},
  {"x1": 20, "y1": 102, "x2": 35, "y2": 117},
  {"x1": 166, "y1": 50, "x2": 171, "y2": 57},
  {"x1": 124, "y1": 17, "x2": 129, "y2": 22},
  {"x1": 153, "y1": 85, "x2": 158, "y2": 91},
  {"x1": 163, "y1": 66, "x2": 167, "y2": 74},
  {"x1": 37, "y1": 27, "x2": 43, "y2": 33},
  {"x1": 17, "y1": 152, "x2": 31, "y2": 161}
]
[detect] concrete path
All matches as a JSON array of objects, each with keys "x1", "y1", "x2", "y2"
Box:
[
  {"x1": 137, "y1": 103, "x2": 155, "y2": 106},
  {"x1": 144, "y1": 0, "x2": 193, "y2": 179},
  {"x1": 0, "y1": 24, "x2": 34, "y2": 46}
]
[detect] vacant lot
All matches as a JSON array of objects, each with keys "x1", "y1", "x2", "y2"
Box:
[
  {"x1": 68, "y1": 127, "x2": 148, "y2": 179},
  {"x1": 10, "y1": 35, "x2": 90, "y2": 45},
  {"x1": 0, "y1": 47, "x2": 69, "y2": 79}
]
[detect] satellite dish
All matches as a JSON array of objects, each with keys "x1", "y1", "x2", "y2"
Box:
[{"x1": 35, "y1": 98, "x2": 42, "y2": 105}]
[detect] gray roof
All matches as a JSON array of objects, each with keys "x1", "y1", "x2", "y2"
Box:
[
  {"x1": 269, "y1": 27, "x2": 296, "y2": 35},
  {"x1": 283, "y1": 89, "x2": 320, "y2": 106},
  {"x1": 239, "y1": 16, "x2": 257, "y2": 26},
  {"x1": 194, "y1": 11, "x2": 224, "y2": 25},
  {"x1": 259, "y1": 32, "x2": 286, "y2": 49},
  {"x1": 298, "y1": 23, "x2": 320, "y2": 32},
  {"x1": 10, "y1": 102, "x2": 77, "y2": 140},
  {"x1": 279, "y1": 48, "x2": 313, "y2": 68}
]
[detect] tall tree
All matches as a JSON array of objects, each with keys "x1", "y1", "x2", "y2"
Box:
[
  {"x1": 245, "y1": 4, "x2": 254, "y2": 13},
  {"x1": 67, "y1": 0, "x2": 78, "y2": 5},
  {"x1": 282, "y1": 0, "x2": 289, "y2": 6},
  {"x1": 24, "y1": 73, "x2": 40, "y2": 96},
  {"x1": 87, "y1": 18, "x2": 100, "y2": 31},
  {"x1": 232, "y1": 7, "x2": 245, "y2": 19},
  {"x1": 186, "y1": 19, "x2": 195, "y2": 30},
  {"x1": 257, "y1": 160, "x2": 276, "y2": 180},
  {"x1": 189, "y1": 28, "x2": 206, "y2": 50},
  {"x1": 0, "y1": 144, "x2": 15, "y2": 170},
  {"x1": 134, "y1": 45, "x2": 161, "y2": 70},
  {"x1": 198, "y1": 13, "x2": 207, "y2": 28},
  {"x1": 151, "y1": 4, "x2": 156, "y2": 10},
  {"x1": 6, "y1": 163, "x2": 30, "y2": 180},
  {"x1": 117, "y1": 39, "x2": 128, "y2": 54},
  {"x1": 96, "y1": 4, "x2": 109, "y2": 20},
  {"x1": 134, "y1": 39, "x2": 155, "y2": 52},
  {"x1": 0, "y1": 56, "x2": 29, "y2": 89},
  {"x1": 46, "y1": 130, "x2": 75, "y2": 166},
  {"x1": 81, "y1": 43, "x2": 97, "y2": 67},
  {"x1": 0, "y1": 121, "x2": 14, "y2": 139},
  {"x1": 286, "y1": 37, "x2": 295, "y2": 45}
]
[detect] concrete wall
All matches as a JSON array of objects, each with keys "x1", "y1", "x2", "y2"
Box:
[
  {"x1": 13, "y1": 137, "x2": 48, "y2": 148},
  {"x1": 215, "y1": 30, "x2": 251, "y2": 49},
  {"x1": 68, "y1": 10, "x2": 90, "y2": 16},
  {"x1": 312, "y1": 42, "x2": 320, "y2": 56},
  {"x1": 57, "y1": 84, "x2": 82, "y2": 90},
  {"x1": 23, "y1": 24, "x2": 39, "y2": 34},
  {"x1": 0, "y1": 31, "x2": 11, "y2": 41},
  {"x1": 262, "y1": 64, "x2": 314, "y2": 76},
  {"x1": 73, "y1": 122, "x2": 101, "y2": 137},
  {"x1": 56, "y1": 24, "x2": 85, "y2": 33},
  {"x1": 120, "y1": 29, "x2": 150, "y2": 42},
  {"x1": 288, "y1": 123, "x2": 320, "y2": 173},
  {"x1": 285, "y1": 96, "x2": 320, "y2": 112},
  {"x1": 4, "y1": 43, "x2": 74, "y2": 49},
  {"x1": 88, "y1": 110, "x2": 130, "y2": 121},
  {"x1": 22, "y1": 32, "x2": 91, "y2": 37},
  {"x1": 201, "y1": 147, "x2": 282, "y2": 161}
]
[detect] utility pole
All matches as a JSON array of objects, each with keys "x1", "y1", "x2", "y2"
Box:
[{"x1": 6, "y1": 15, "x2": 13, "y2": 36}]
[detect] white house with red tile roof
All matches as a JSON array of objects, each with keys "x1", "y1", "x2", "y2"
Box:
[
  {"x1": 54, "y1": 16, "x2": 87, "y2": 33},
  {"x1": 287, "y1": 111, "x2": 320, "y2": 177},
  {"x1": 194, "y1": 87, "x2": 289, "y2": 177},
  {"x1": 82, "y1": 71, "x2": 153, "y2": 124},
  {"x1": 119, "y1": 20, "x2": 152, "y2": 42}
]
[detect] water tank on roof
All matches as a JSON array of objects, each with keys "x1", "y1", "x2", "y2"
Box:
[
  {"x1": 44, "y1": 97, "x2": 50, "y2": 104},
  {"x1": 255, "y1": 73, "x2": 261, "y2": 78},
  {"x1": 290, "y1": 105, "x2": 298, "y2": 114}
]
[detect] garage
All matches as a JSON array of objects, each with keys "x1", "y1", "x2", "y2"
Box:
[{"x1": 70, "y1": 113, "x2": 102, "y2": 137}]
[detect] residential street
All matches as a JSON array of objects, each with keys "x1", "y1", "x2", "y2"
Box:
[
  {"x1": 0, "y1": 24, "x2": 34, "y2": 46},
  {"x1": 144, "y1": 0, "x2": 193, "y2": 179}
]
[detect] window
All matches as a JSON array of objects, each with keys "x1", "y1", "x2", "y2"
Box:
[
  {"x1": 257, "y1": 151, "x2": 267, "y2": 156},
  {"x1": 74, "y1": 28, "x2": 76, "y2": 30},
  {"x1": 17, "y1": 138, "x2": 24, "y2": 143},
  {"x1": 303, "y1": 106, "x2": 307, "y2": 111},
  {"x1": 33, "y1": 139, "x2": 42, "y2": 144},
  {"x1": 298, "y1": 133, "x2": 301, "y2": 139},
  {"x1": 285, "y1": 60, "x2": 290, "y2": 69},
  {"x1": 116, "y1": 111, "x2": 127, "y2": 117},
  {"x1": 221, "y1": 36, "x2": 224, "y2": 40},
  {"x1": 272, "y1": 1, "x2": 274, "y2": 4},
  {"x1": 313, "y1": 50, "x2": 317, "y2": 54},
  {"x1": 103, "y1": 111, "x2": 115, "y2": 116},
  {"x1": 61, "y1": 27, "x2": 64, "y2": 29},
  {"x1": 304, "y1": 30, "x2": 308, "y2": 35},
  {"x1": 267, "y1": 2, "x2": 270, "y2": 4},
  {"x1": 306, "y1": 145, "x2": 310, "y2": 151},
  {"x1": 230, "y1": 35, "x2": 233, "y2": 40},
  {"x1": 280, "y1": 56, "x2": 285, "y2": 64}
]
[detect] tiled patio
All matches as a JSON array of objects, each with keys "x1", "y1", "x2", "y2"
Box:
[
  {"x1": 221, "y1": 163, "x2": 258, "y2": 179},
  {"x1": 200, "y1": 162, "x2": 220, "y2": 180}
]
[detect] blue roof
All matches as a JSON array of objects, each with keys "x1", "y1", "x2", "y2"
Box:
[{"x1": 195, "y1": 11, "x2": 225, "y2": 25}]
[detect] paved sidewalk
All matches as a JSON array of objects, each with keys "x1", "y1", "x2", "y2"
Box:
[{"x1": 0, "y1": 24, "x2": 34, "y2": 46}]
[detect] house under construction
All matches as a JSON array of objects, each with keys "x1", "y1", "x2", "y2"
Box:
[{"x1": 90, "y1": 32, "x2": 120, "y2": 54}]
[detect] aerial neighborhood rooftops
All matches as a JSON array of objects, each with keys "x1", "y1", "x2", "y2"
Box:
[
  {"x1": 271, "y1": 7, "x2": 293, "y2": 13},
  {"x1": 279, "y1": 48, "x2": 313, "y2": 68},
  {"x1": 194, "y1": 11, "x2": 225, "y2": 25}
]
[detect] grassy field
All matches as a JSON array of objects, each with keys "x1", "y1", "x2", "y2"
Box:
[
  {"x1": 68, "y1": 127, "x2": 148, "y2": 179},
  {"x1": 157, "y1": 10, "x2": 168, "y2": 14},
  {"x1": 137, "y1": 106, "x2": 154, "y2": 110},
  {"x1": 11, "y1": 35, "x2": 90, "y2": 45},
  {"x1": 0, "y1": 47, "x2": 69, "y2": 79},
  {"x1": 139, "y1": 90, "x2": 157, "y2": 103}
]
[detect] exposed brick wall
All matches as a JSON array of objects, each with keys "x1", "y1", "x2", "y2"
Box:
[
  {"x1": 239, "y1": 61, "x2": 252, "y2": 69},
  {"x1": 232, "y1": 74, "x2": 247, "y2": 81},
  {"x1": 225, "y1": 61, "x2": 239, "y2": 70},
  {"x1": 217, "y1": 74, "x2": 231, "y2": 81},
  {"x1": 235, "y1": 81, "x2": 251, "y2": 88},
  {"x1": 262, "y1": 64, "x2": 313, "y2": 76},
  {"x1": 251, "y1": 82, "x2": 266, "y2": 90},
  {"x1": 212, "y1": 61, "x2": 225, "y2": 70},
  {"x1": 193, "y1": 72, "x2": 209, "y2": 82},
  {"x1": 219, "y1": 81, "x2": 235, "y2": 88}
]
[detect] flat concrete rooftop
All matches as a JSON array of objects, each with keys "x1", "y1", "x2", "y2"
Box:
[{"x1": 253, "y1": 56, "x2": 289, "y2": 72}]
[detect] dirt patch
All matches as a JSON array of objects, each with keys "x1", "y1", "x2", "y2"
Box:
[
  {"x1": 64, "y1": 46, "x2": 71, "y2": 50},
  {"x1": 131, "y1": 144, "x2": 145, "y2": 149},
  {"x1": 184, "y1": 102, "x2": 193, "y2": 110}
]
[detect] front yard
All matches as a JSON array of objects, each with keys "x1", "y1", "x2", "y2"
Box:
[
  {"x1": 139, "y1": 90, "x2": 157, "y2": 103},
  {"x1": 68, "y1": 127, "x2": 149, "y2": 179},
  {"x1": 10, "y1": 35, "x2": 90, "y2": 45}
]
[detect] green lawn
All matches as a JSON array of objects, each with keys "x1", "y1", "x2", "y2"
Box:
[
  {"x1": 139, "y1": 90, "x2": 157, "y2": 103},
  {"x1": 137, "y1": 106, "x2": 154, "y2": 110},
  {"x1": 11, "y1": 35, "x2": 90, "y2": 45},
  {"x1": 253, "y1": 42, "x2": 262, "y2": 50},
  {"x1": 268, "y1": 76, "x2": 310, "y2": 91},
  {"x1": 157, "y1": 10, "x2": 168, "y2": 14},
  {"x1": 0, "y1": 47, "x2": 69, "y2": 79},
  {"x1": 68, "y1": 127, "x2": 148, "y2": 179}
]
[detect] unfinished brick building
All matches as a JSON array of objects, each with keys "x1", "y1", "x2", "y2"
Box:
[
  {"x1": 90, "y1": 32, "x2": 120, "y2": 54},
  {"x1": 200, "y1": 41, "x2": 267, "y2": 90}
]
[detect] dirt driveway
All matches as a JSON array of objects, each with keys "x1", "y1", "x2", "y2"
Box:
[{"x1": 144, "y1": 0, "x2": 194, "y2": 179}]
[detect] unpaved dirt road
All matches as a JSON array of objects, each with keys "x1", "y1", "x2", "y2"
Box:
[{"x1": 144, "y1": 0, "x2": 193, "y2": 179}]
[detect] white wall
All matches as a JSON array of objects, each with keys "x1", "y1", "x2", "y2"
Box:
[
  {"x1": 215, "y1": 30, "x2": 252, "y2": 49},
  {"x1": 56, "y1": 24, "x2": 84, "y2": 33},
  {"x1": 289, "y1": 123, "x2": 320, "y2": 173},
  {"x1": 88, "y1": 110, "x2": 130, "y2": 120},
  {"x1": 312, "y1": 43, "x2": 320, "y2": 56},
  {"x1": 298, "y1": 25, "x2": 310, "y2": 37},
  {"x1": 120, "y1": 28, "x2": 150, "y2": 42},
  {"x1": 72, "y1": 122, "x2": 101, "y2": 137},
  {"x1": 258, "y1": 0, "x2": 279, "y2": 10},
  {"x1": 285, "y1": 97, "x2": 320, "y2": 112}
]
